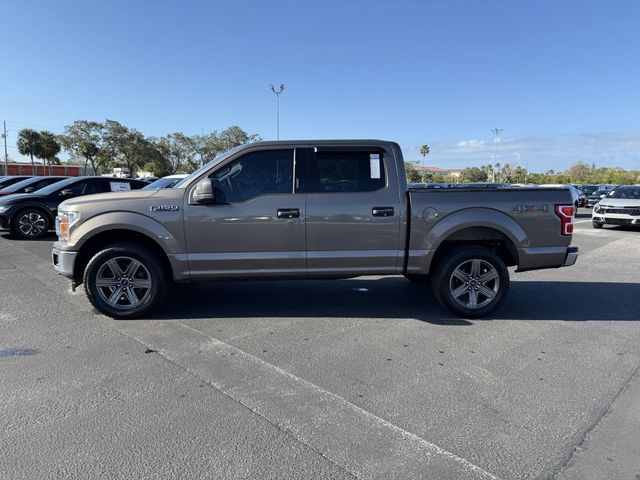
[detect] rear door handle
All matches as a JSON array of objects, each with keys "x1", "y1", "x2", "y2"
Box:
[
  {"x1": 372, "y1": 207, "x2": 394, "y2": 217},
  {"x1": 277, "y1": 208, "x2": 300, "y2": 219}
]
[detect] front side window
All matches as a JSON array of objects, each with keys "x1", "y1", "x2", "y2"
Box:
[
  {"x1": 210, "y1": 149, "x2": 294, "y2": 203},
  {"x1": 302, "y1": 150, "x2": 386, "y2": 193}
]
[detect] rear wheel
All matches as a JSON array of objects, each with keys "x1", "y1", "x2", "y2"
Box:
[
  {"x1": 11, "y1": 208, "x2": 50, "y2": 240},
  {"x1": 83, "y1": 243, "x2": 168, "y2": 319},
  {"x1": 430, "y1": 246, "x2": 509, "y2": 318}
]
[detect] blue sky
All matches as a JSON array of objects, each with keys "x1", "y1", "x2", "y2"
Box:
[{"x1": 1, "y1": 0, "x2": 639, "y2": 171}]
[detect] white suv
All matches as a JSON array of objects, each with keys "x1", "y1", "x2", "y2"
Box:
[{"x1": 592, "y1": 186, "x2": 640, "y2": 228}]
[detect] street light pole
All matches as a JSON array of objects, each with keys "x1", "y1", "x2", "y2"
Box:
[
  {"x1": 2, "y1": 121, "x2": 8, "y2": 176},
  {"x1": 491, "y1": 128, "x2": 503, "y2": 182},
  {"x1": 270, "y1": 83, "x2": 285, "y2": 140}
]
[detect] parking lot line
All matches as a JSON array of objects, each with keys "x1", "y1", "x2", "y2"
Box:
[{"x1": 115, "y1": 319, "x2": 500, "y2": 480}]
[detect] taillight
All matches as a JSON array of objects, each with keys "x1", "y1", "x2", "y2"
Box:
[{"x1": 555, "y1": 205, "x2": 574, "y2": 236}]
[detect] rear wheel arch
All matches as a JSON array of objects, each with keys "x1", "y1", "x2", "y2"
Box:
[{"x1": 430, "y1": 226, "x2": 519, "y2": 272}]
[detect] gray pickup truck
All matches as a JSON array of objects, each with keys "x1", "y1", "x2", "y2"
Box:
[{"x1": 52, "y1": 140, "x2": 578, "y2": 319}]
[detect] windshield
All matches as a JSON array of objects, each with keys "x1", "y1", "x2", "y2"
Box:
[
  {"x1": 1, "y1": 177, "x2": 66, "y2": 193},
  {"x1": 32, "y1": 177, "x2": 82, "y2": 195},
  {"x1": 173, "y1": 146, "x2": 244, "y2": 188},
  {"x1": 607, "y1": 187, "x2": 640, "y2": 200},
  {"x1": 143, "y1": 176, "x2": 187, "y2": 190}
]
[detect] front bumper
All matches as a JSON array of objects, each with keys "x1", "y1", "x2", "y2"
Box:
[
  {"x1": 592, "y1": 214, "x2": 640, "y2": 226},
  {"x1": 52, "y1": 247, "x2": 77, "y2": 279},
  {"x1": 0, "y1": 213, "x2": 10, "y2": 229}
]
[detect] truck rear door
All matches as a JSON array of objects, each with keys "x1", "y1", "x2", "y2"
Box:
[{"x1": 298, "y1": 147, "x2": 403, "y2": 275}]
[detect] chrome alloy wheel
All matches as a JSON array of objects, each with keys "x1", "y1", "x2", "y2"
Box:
[
  {"x1": 18, "y1": 212, "x2": 47, "y2": 237},
  {"x1": 95, "y1": 256, "x2": 153, "y2": 310},
  {"x1": 449, "y1": 258, "x2": 500, "y2": 310}
]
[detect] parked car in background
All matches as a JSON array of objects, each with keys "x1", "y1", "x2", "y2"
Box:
[
  {"x1": 586, "y1": 189, "x2": 613, "y2": 207},
  {"x1": 142, "y1": 174, "x2": 189, "y2": 190},
  {"x1": 592, "y1": 185, "x2": 640, "y2": 228},
  {"x1": 0, "y1": 176, "x2": 146, "y2": 239},
  {"x1": 0, "y1": 176, "x2": 68, "y2": 196},
  {"x1": 578, "y1": 184, "x2": 598, "y2": 196},
  {"x1": 0, "y1": 176, "x2": 32, "y2": 189}
]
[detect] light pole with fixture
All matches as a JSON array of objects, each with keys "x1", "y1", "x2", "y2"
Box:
[
  {"x1": 270, "y1": 83, "x2": 285, "y2": 140},
  {"x1": 491, "y1": 128, "x2": 503, "y2": 182}
]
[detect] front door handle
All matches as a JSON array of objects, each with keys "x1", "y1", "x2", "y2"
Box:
[
  {"x1": 372, "y1": 206, "x2": 394, "y2": 217},
  {"x1": 277, "y1": 208, "x2": 300, "y2": 219}
]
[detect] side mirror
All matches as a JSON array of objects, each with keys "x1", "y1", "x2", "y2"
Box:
[
  {"x1": 59, "y1": 189, "x2": 74, "y2": 197},
  {"x1": 193, "y1": 179, "x2": 215, "y2": 205}
]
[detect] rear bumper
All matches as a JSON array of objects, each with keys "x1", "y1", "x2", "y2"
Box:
[
  {"x1": 563, "y1": 246, "x2": 579, "y2": 267},
  {"x1": 516, "y1": 245, "x2": 578, "y2": 272}
]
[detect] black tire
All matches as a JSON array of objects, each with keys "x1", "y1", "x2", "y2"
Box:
[
  {"x1": 404, "y1": 274, "x2": 430, "y2": 284},
  {"x1": 11, "y1": 208, "x2": 50, "y2": 240},
  {"x1": 83, "y1": 242, "x2": 168, "y2": 319},
  {"x1": 592, "y1": 220, "x2": 603, "y2": 229},
  {"x1": 430, "y1": 246, "x2": 509, "y2": 319}
]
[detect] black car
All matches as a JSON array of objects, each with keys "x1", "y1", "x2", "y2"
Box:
[
  {"x1": 586, "y1": 189, "x2": 612, "y2": 207},
  {"x1": 0, "y1": 176, "x2": 68, "y2": 196},
  {"x1": 0, "y1": 176, "x2": 33, "y2": 189},
  {"x1": 0, "y1": 176, "x2": 146, "y2": 239}
]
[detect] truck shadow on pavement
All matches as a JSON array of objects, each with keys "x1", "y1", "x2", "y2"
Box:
[
  {"x1": 148, "y1": 277, "x2": 640, "y2": 324},
  {"x1": 1, "y1": 232, "x2": 57, "y2": 242}
]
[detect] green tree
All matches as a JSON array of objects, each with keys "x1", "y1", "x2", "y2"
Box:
[
  {"x1": 16, "y1": 129, "x2": 41, "y2": 174},
  {"x1": 103, "y1": 120, "x2": 159, "y2": 177},
  {"x1": 405, "y1": 162, "x2": 422, "y2": 183},
  {"x1": 60, "y1": 120, "x2": 106, "y2": 175},
  {"x1": 567, "y1": 161, "x2": 591, "y2": 183},
  {"x1": 460, "y1": 167, "x2": 488, "y2": 183},
  {"x1": 37, "y1": 131, "x2": 61, "y2": 175},
  {"x1": 419, "y1": 144, "x2": 430, "y2": 167}
]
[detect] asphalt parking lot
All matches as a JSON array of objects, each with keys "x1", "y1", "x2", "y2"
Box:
[{"x1": 1, "y1": 208, "x2": 639, "y2": 480}]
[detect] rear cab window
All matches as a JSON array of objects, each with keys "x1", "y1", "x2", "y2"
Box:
[{"x1": 296, "y1": 148, "x2": 386, "y2": 193}]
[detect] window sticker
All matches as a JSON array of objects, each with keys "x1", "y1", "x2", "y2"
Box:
[
  {"x1": 369, "y1": 154, "x2": 381, "y2": 179},
  {"x1": 110, "y1": 182, "x2": 131, "y2": 192}
]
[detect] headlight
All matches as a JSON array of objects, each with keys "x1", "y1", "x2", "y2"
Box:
[
  {"x1": 56, "y1": 211, "x2": 80, "y2": 242},
  {"x1": 593, "y1": 204, "x2": 601, "y2": 213},
  {"x1": 0, "y1": 205, "x2": 9, "y2": 213}
]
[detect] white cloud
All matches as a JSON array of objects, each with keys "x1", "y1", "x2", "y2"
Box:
[{"x1": 404, "y1": 132, "x2": 640, "y2": 172}]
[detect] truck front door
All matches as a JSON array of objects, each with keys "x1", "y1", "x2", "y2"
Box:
[{"x1": 183, "y1": 148, "x2": 305, "y2": 278}]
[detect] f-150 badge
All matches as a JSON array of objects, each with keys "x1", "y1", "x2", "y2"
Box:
[
  {"x1": 150, "y1": 205, "x2": 179, "y2": 212},
  {"x1": 510, "y1": 204, "x2": 548, "y2": 213}
]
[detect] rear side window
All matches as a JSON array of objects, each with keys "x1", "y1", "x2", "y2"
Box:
[{"x1": 299, "y1": 149, "x2": 386, "y2": 193}]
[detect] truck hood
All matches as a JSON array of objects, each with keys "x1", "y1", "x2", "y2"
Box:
[
  {"x1": 598, "y1": 198, "x2": 640, "y2": 207},
  {"x1": 60, "y1": 189, "x2": 159, "y2": 209}
]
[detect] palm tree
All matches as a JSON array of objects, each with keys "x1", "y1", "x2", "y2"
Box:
[
  {"x1": 17, "y1": 129, "x2": 41, "y2": 175},
  {"x1": 37, "y1": 131, "x2": 61, "y2": 175},
  {"x1": 419, "y1": 144, "x2": 430, "y2": 167}
]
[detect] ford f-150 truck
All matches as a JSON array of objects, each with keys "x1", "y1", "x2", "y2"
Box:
[{"x1": 51, "y1": 140, "x2": 578, "y2": 319}]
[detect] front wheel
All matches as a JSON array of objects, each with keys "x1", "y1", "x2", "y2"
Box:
[
  {"x1": 11, "y1": 208, "x2": 50, "y2": 239},
  {"x1": 83, "y1": 243, "x2": 168, "y2": 319},
  {"x1": 592, "y1": 220, "x2": 603, "y2": 229},
  {"x1": 430, "y1": 246, "x2": 509, "y2": 318}
]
